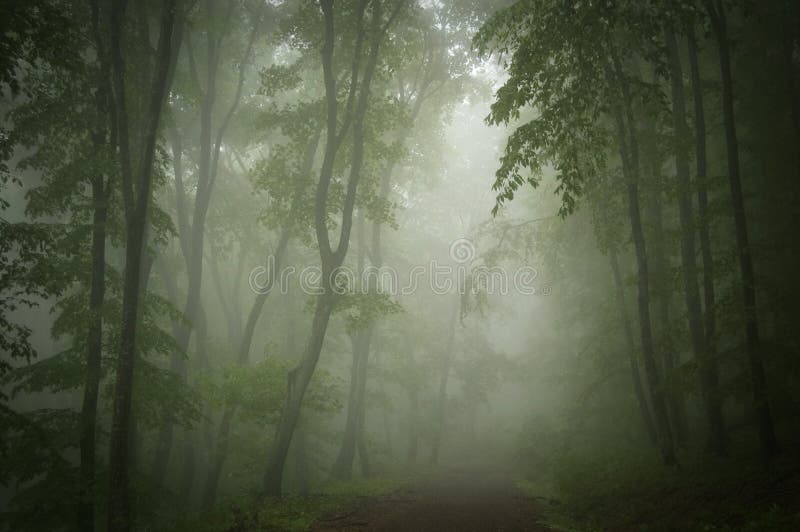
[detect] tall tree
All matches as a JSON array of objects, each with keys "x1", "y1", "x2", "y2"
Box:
[
  {"x1": 263, "y1": 0, "x2": 404, "y2": 496},
  {"x1": 687, "y1": 19, "x2": 726, "y2": 455},
  {"x1": 663, "y1": 16, "x2": 725, "y2": 455},
  {"x1": 105, "y1": 0, "x2": 181, "y2": 528},
  {"x1": 78, "y1": 2, "x2": 115, "y2": 529},
  {"x1": 608, "y1": 57, "x2": 676, "y2": 464},
  {"x1": 151, "y1": 0, "x2": 265, "y2": 488},
  {"x1": 702, "y1": 0, "x2": 778, "y2": 457},
  {"x1": 609, "y1": 250, "x2": 658, "y2": 443}
]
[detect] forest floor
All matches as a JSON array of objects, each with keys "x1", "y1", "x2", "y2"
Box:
[{"x1": 308, "y1": 466, "x2": 553, "y2": 532}]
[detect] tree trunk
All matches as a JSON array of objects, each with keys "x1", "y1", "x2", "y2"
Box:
[
  {"x1": 406, "y1": 374, "x2": 419, "y2": 464},
  {"x1": 262, "y1": 0, "x2": 391, "y2": 497},
  {"x1": 648, "y1": 187, "x2": 689, "y2": 444},
  {"x1": 78, "y1": 172, "x2": 108, "y2": 532},
  {"x1": 106, "y1": 0, "x2": 179, "y2": 528},
  {"x1": 609, "y1": 48, "x2": 676, "y2": 465},
  {"x1": 665, "y1": 23, "x2": 726, "y2": 455},
  {"x1": 609, "y1": 250, "x2": 658, "y2": 443},
  {"x1": 202, "y1": 404, "x2": 237, "y2": 506},
  {"x1": 356, "y1": 419, "x2": 370, "y2": 476},
  {"x1": 430, "y1": 297, "x2": 459, "y2": 465},
  {"x1": 154, "y1": 1, "x2": 262, "y2": 482},
  {"x1": 294, "y1": 419, "x2": 310, "y2": 494},
  {"x1": 783, "y1": 0, "x2": 800, "y2": 171},
  {"x1": 687, "y1": 21, "x2": 727, "y2": 455},
  {"x1": 331, "y1": 329, "x2": 372, "y2": 479},
  {"x1": 79, "y1": 6, "x2": 112, "y2": 528},
  {"x1": 202, "y1": 131, "x2": 318, "y2": 507},
  {"x1": 263, "y1": 292, "x2": 336, "y2": 496},
  {"x1": 703, "y1": 0, "x2": 779, "y2": 458}
]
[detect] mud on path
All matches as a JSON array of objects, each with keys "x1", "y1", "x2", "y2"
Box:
[{"x1": 311, "y1": 467, "x2": 555, "y2": 532}]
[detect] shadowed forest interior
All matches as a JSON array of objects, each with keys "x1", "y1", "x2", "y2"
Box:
[{"x1": 1, "y1": 0, "x2": 800, "y2": 530}]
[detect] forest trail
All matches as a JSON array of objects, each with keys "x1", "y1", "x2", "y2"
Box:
[{"x1": 311, "y1": 467, "x2": 555, "y2": 531}]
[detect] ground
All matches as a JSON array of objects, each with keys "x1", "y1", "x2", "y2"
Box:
[{"x1": 310, "y1": 467, "x2": 554, "y2": 532}]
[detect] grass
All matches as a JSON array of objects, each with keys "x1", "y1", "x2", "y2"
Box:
[
  {"x1": 516, "y1": 441, "x2": 800, "y2": 532},
  {"x1": 166, "y1": 473, "x2": 417, "y2": 532}
]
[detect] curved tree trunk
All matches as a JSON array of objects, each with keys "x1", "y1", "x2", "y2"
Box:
[
  {"x1": 153, "y1": 3, "x2": 264, "y2": 487},
  {"x1": 262, "y1": 0, "x2": 398, "y2": 497},
  {"x1": 202, "y1": 130, "x2": 319, "y2": 507}
]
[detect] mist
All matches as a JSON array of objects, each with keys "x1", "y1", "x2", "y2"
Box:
[{"x1": 1, "y1": 1, "x2": 799, "y2": 531}]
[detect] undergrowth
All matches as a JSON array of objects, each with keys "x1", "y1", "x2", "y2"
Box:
[{"x1": 518, "y1": 440, "x2": 800, "y2": 531}]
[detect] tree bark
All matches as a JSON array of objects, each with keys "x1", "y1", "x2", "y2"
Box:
[
  {"x1": 406, "y1": 350, "x2": 419, "y2": 465},
  {"x1": 106, "y1": 0, "x2": 179, "y2": 527},
  {"x1": 153, "y1": 2, "x2": 263, "y2": 484},
  {"x1": 429, "y1": 297, "x2": 459, "y2": 465},
  {"x1": 78, "y1": 4, "x2": 113, "y2": 530},
  {"x1": 783, "y1": 0, "x2": 800, "y2": 170},
  {"x1": 262, "y1": 0, "x2": 397, "y2": 497},
  {"x1": 331, "y1": 328, "x2": 373, "y2": 479},
  {"x1": 664, "y1": 23, "x2": 726, "y2": 455},
  {"x1": 687, "y1": 21, "x2": 727, "y2": 455},
  {"x1": 703, "y1": 0, "x2": 778, "y2": 458},
  {"x1": 78, "y1": 164, "x2": 109, "y2": 532},
  {"x1": 609, "y1": 250, "x2": 658, "y2": 443},
  {"x1": 202, "y1": 130, "x2": 319, "y2": 507},
  {"x1": 648, "y1": 186, "x2": 689, "y2": 444},
  {"x1": 608, "y1": 48, "x2": 676, "y2": 466}
]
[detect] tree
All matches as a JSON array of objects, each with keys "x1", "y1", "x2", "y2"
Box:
[
  {"x1": 262, "y1": 0, "x2": 405, "y2": 496},
  {"x1": 702, "y1": 0, "x2": 778, "y2": 458},
  {"x1": 475, "y1": 0, "x2": 676, "y2": 465},
  {"x1": 663, "y1": 10, "x2": 725, "y2": 455},
  {"x1": 105, "y1": 0, "x2": 181, "y2": 528}
]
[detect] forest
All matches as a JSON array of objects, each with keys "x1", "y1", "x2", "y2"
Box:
[{"x1": 1, "y1": 0, "x2": 799, "y2": 530}]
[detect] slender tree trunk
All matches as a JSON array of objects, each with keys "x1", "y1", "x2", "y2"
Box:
[
  {"x1": 202, "y1": 132, "x2": 318, "y2": 506},
  {"x1": 608, "y1": 49, "x2": 676, "y2": 465},
  {"x1": 783, "y1": 0, "x2": 800, "y2": 171},
  {"x1": 687, "y1": 22, "x2": 727, "y2": 455},
  {"x1": 79, "y1": 7, "x2": 113, "y2": 529},
  {"x1": 648, "y1": 188, "x2": 689, "y2": 444},
  {"x1": 609, "y1": 250, "x2": 658, "y2": 443},
  {"x1": 383, "y1": 404, "x2": 393, "y2": 455},
  {"x1": 154, "y1": 2, "x2": 262, "y2": 482},
  {"x1": 704, "y1": 0, "x2": 779, "y2": 457},
  {"x1": 356, "y1": 416, "x2": 370, "y2": 476},
  {"x1": 331, "y1": 329, "x2": 372, "y2": 479},
  {"x1": 106, "y1": 0, "x2": 179, "y2": 528},
  {"x1": 332, "y1": 201, "x2": 382, "y2": 479},
  {"x1": 430, "y1": 297, "x2": 459, "y2": 465},
  {"x1": 263, "y1": 292, "x2": 336, "y2": 496},
  {"x1": 294, "y1": 419, "x2": 310, "y2": 494},
  {"x1": 406, "y1": 367, "x2": 419, "y2": 465},
  {"x1": 665, "y1": 23, "x2": 726, "y2": 455},
  {"x1": 263, "y1": 0, "x2": 394, "y2": 496},
  {"x1": 78, "y1": 172, "x2": 108, "y2": 532},
  {"x1": 202, "y1": 404, "x2": 237, "y2": 506},
  {"x1": 638, "y1": 77, "x2": 689, "y2": 444},
  {"x1": 200, "y1": 232, "x2": 290, "y2": 506}
]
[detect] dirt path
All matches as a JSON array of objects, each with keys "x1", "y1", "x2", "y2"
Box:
[{"x1": 311, "y1": 468, "x2": 555, "y2": 532}]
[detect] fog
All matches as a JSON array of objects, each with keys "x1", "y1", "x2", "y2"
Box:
[{"x1": 2, "y1": 1, "x2": 799, "y2": 531}]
